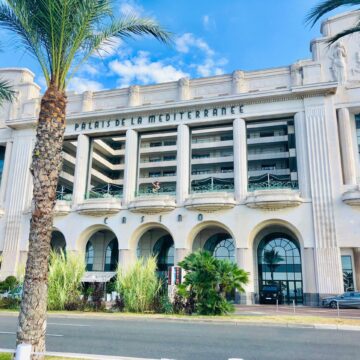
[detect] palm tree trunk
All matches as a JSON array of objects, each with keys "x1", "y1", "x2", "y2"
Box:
[{"x1": 16, "y1": 83, "x2": 66, "y2": 360}]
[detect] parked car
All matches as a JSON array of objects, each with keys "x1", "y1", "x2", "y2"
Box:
[
  {"x1": 259, "y1": 284, "x2": 284, "y2": 304},
  {"x1": 322, "y1": 292, "x2": 360, "y2": 309}
]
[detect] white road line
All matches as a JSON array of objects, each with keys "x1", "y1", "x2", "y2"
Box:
[
  {"x1": 0, "y1": 331, "x2": 63, "y2": 337},
  {"x1": 48, "y1": 322, "x2": 91, "y2": 327}
]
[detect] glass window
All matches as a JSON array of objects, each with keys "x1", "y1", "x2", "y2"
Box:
[
  {"x1": 191, "y1": 125, "x2": 234, "y2": 193},
  {"x1": 355, "y1": 115, "x2": 360, "y2": 165},
  {"x1": 85, "y1": 242, "x2": 94, "y2": 271},
  {"x1": 57, "y1": 139, "x2": 77, "y2": 200},
  {"x1": 86, "y1": 135, "x2": 125, "y2": 199},
  {"x1": 138, "y1": 131, "x2": 177, "y2": 196},
  {"x1": 0, "y1": 145, "x2": 5, "y2": 187},
  {"x1": 341, "y1": 255, "x2": 354, "y2": 292},
  {"x1": 247, "y1": 118, "x2": 298, "y2": 191},
  {"x1": 104, "y1": 239, "x2": 118, "y2": 271},
  {"x1": 204, "y1": 233, "x2": 235, "y2": 263}
]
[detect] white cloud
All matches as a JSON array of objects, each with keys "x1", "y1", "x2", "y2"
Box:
[
  {"x1": 109, "y1": 51, "x2": 188, "y2": 88},
  {"x1": 119, "y1": 0, "x2": 144, "y2": 17},
  {"x1": 175, "y1": 33, "x2": 214, "y2": 57},
  {"x1": 67, "y1": 77, "x2": 103, "y2": 93},
  {"x1": 195, "y1": 57, "x2": 228, "y2": 77}
]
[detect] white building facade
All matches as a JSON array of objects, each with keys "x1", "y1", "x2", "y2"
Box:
[{"x1": 1, "y1": 11, "x2": 360, "y2": 305}]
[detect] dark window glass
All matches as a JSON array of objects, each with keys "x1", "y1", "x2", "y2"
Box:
[{"x1": 341, "y1": 255, "x2": 354, "y2": 292}]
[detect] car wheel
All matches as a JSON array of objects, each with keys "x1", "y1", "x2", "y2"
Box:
[{"x1": 330, "y1": 301, "x2": 338, "y2": 309}]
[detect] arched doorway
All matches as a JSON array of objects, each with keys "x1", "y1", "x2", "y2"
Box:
[
  {"x1": 257, "y1": 232, "x2": 303, "y2": 304},
  {"x1": 84, "y1": 230, "x2": 118, "y2": 272},
  {"x1": 137, "y1": 228, "x2": 174, "y2": 280},
  {"x1": 193, "y1": 226, "x2": 236, "y2": 263},
  {"x1": 51, "y1": 231, "x2": 66, "y2": 253}
]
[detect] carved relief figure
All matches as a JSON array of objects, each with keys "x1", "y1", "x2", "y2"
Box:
[
  {"x1": 128, "y1": 85, "x2": 140, "y2": 106},
  {"x1": 178, "y1": 77, "x2": 190, "y2": 101},
  {"x1": 232, "y1": 70, "x2": 247, "y2": 94},
  {"x1": 290, "y1": 62, "x2": 303, "y2": 86},
  {"x1": 330, "y1": 41, "x2": 347, "y2": 85}
]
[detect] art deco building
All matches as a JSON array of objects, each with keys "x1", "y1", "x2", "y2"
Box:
[{"x1": 1, "y1": 10, "x2": 360, "y2": 305}]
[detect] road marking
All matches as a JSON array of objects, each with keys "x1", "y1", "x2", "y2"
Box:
[
  {"x1": 48, "y1": 322, "x2": 90, "y2": 327},
  {"x1": 0, "y1": 331, "x2": 63, "y2": 337}
]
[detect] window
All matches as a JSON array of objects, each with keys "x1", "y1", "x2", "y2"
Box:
[
  {"x1": 341, "y1": 255, "x2": 354, "y2": 292},
  {"x1": 204, "y1": 233, "x2": 235, "y2": 263},
  {"x1": 356, "y1": 115, "x2": 360, "y2": 165},
  {"x1": 104, "y1": 239, "x2": 118, "y2": 271},
  {"x1": 0, "y1": 145, "x2": 5, "y2": 187},
  {"x1": 85, "y1": 242, "x2": 94, "y2": 271},
  {"x1": 86, "y1": 135, "x2": 125, "y2": 199},
  {"x1": 163, "y1": 155, "x2": 176, "y2": 161},
  {"x1": 247, "y1": 118, "x2": 298, "y2": 191},
  {"x1": 191, "y1": 125, "x2": 234, "y2": 193}
]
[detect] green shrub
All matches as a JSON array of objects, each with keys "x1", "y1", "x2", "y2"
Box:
[
  {"x1": 0, "y1": 297, "x2": 21, "y2": 310},
  {"x1": 48, "y1": 250, "x2": 85, "y2": 310},
  {"x1": 115, "y1": 256, "x2": 161, "y2": 313},
  {"x1": 178, "y1": 250, "x2": 249, "y2": 315},
  {"x1": 0, "y1": 276, "x2": 19, "y2": 293}
]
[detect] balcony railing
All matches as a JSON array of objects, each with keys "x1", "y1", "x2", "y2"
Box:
[
  {"x1": 56, "y1": 186, "x2": 73, "y2": 201},
  {"x1": 85, "y1": 184, "x2": 123, "y2": 199},
  {"x1": 248, "y1": 173, "x2": 298, "y2": 191},
  {"x1": 191, "y1": 177, "x2": 234, "y2": 193},
  {"x1": 136, "y1": 187, "x2": 176, "y2": 197}
]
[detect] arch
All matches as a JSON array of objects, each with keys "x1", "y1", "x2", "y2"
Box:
[
  {"x1": 50, "y1": 230, "x2": 66, "y2": 253},
  {"x1": 130, "y1": 222, "x2": 174, "y2": 250},
  {"x1": 136, "y1": 225, "x2": 174, "y2": 279},
  {"x1": 248, "y1": 219, "x2": 304, "y2": 250},
  {"x1": 187, "y1": 220, "x2": 236, "y2": 250},
  {"x1": 76, "y1": 224, "x2": 115, "y2": 253},
  {"x1": 204, "y1": 233, "x2": 236, "y2": 262},
  {"x1": 84, "y1": 228, "x2": 118, "y2": 272},
  {"x1": 256, "y1": 228, "x2": 303, "y2": 304}
]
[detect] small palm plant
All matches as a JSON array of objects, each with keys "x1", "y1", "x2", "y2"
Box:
[
  {"x1": 306, "y1": 0, "x2": 360, "y2": 43},
  {"x1": 0, "y1": 0, "x2": 170, "y2": 356},
  {"x1": 0, "y1": 43, "x2": 15, "y2": 104},
  {"x1": 263, "y1": 249, "x2": 284, "y2": 282}
]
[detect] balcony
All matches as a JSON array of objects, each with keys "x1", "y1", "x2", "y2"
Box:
[
  {"x1": 129, "y1": 189, "x2": 176, "y2": 214},
  {"x1": 245, "y1": 189, "x2": 303, "y2": 210},
  {"x1": 342, "y1": 187, "x2": 360, "y2": 207},
  {"x1": 54, "y1": 187, "x2": 72, "y2": 216},
  {"x1": 185, "y1": 192, "x2": 236, "y2": 212},
  {"x1": 76, "y1": 185, "x2": 123, "y2": 216}
]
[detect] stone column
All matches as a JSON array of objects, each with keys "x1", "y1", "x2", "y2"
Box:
[
  {"x1": 304, "y1": 103, "x2": 343, "y2": 298},
  {"x1": 236, "y1": 248, "x2": 255, "y2": 304},
  {"x1": 119, "y1": 249, "x2": 136, "y2": 271},
  {"x1": 338, "y1": 108, "x2": 357, "y2": 185},
  {"x1": 0, "y1": 136, "x2": 33, "y2": 279},
  {"x1": 294, "y1": 112, "x2": 311, "y2": 198},
  {"x1": 72, "y1": 134, "x2": 89, "y2": 207},
  {"x1": 176, "y1": 124, "x2": 190, "y2": 205},
  {"x1": 0, "y1": 140, "x2": 13, "y2": 206},
  {"x1": 233, "y1": 118, "x2": 247, "y2": 202},
  {"x1": 354, "y1": 248, "x2": 360, "y2": 291},
  {"x1": 123, "y1": 129, "x2": 138, "y2": 205},
  {"x1": 175, "y1": 248, "x2": 191, "y2": 265}
]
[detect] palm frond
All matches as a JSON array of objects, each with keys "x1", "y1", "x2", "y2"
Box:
[
  {"x1": 306, "y1": 0, "x2": 360, "y2": 26},
  {"x1": 0, "y1": 78, "x2": 15, "y2": 103},
  {"x1": 328, "y1": 22, "x2": 360, "y2": 42}
]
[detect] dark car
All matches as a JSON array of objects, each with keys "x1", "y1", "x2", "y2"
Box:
[
  {"x1": 259, "y1": 284, "x2": 284, "y2": 304},
  {"x1": 322, "y1": 292, "x2": 360, "y2": 309}
]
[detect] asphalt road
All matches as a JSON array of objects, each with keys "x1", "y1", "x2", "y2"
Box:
[{"x1": 0, "y1": 314, "x2": 359, "y2": 360}]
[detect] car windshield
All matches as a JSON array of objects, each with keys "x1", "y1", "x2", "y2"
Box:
[{"x1": 263, "y1": 286, "x2": 278, "y2": 291}]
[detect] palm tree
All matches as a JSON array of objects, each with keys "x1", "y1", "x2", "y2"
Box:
[
  {"x1": 0, "y1": 43, "x2": 15, "y2": 104},
  {"x1": 263, "y1": 249, "x2": 284, "y2": 282},
  {"x1": 306, "y1": 0, "x2": 360, "y2": 42},
  {"x1": 0, "y1": 1, "x2": 170, "y2": 357}
]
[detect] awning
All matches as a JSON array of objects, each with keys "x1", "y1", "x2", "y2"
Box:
[{"x1": 82, "y1": 271, "x2": 116, "y2": 283}]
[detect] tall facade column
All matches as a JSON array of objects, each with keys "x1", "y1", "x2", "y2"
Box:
[
  {"x1": 175, "y1": 248, "x2": 191, "y2": 265},
  {"x1": 304, "y1": 102, "x2": 343, "y2": 298},
  {"x1": 0, "y1": 140, "x2": 13, "y2": 206},
  {"x1": 176, "y1": 124, "x2": 190, "y2": 205},
  {"x1": 123, "y1": 129, "x2": 138, "y2": 205},
  {"x1": 233, "y1": 118, "x2": 247, "y2": 202},
  {"x1": 72, "y1": 134, "x2": 89, "y2": 207},
  {"x1": 0, "y1": 136, "x2": 33, "y2": 279},
  {"x1": 337, "y1": 108, "x2": 357, "y2": 185},
  {"x1": 236, "y1": 248, "x2": 255, "y2": 304},
  {"x1": 118, "y1": 249, "x2": 136, "y2": 271},
  {"x1": 294, "y1": 112, "x2": 311, "y2": 198}
]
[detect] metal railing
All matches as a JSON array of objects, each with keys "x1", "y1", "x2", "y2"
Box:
[
  {"x1": 85, "y1": 184, "x2": 123, "y2": 199},
  {"x1": 56, "y1": 185, "x2": 73, "y2": 201},
  {"x1": 136, "y1": 187, "x2": 176, "y2": 197},
  {"x1": 248, "y1": 173, "x2": 298, "y2": 191}
]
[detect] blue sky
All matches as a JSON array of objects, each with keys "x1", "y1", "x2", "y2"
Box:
[{"x1": 0, "y1": 0, "x2": 349, "y2": 93}]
